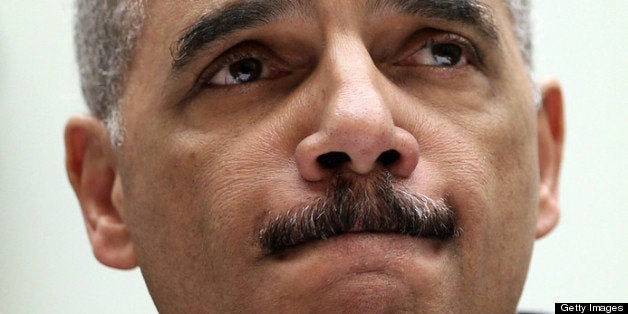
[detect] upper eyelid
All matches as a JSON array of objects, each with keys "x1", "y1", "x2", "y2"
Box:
[
  {"x1": 212, "y1": 51, "x2": 267, "y2": 75},
  {"x1": 197, "y1": 43, "x2": 276, "y2": 84},
  {"x1": 441, "y1": 33, "x2": 483, "y2": 66}
]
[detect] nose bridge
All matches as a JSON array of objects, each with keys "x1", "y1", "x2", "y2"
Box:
[
  {"x1": 327, "y1": 51, "x2": 391, "y2": 123},
  {"x1": 325, "y1": 34, "x2": 387, "y2": 113},
  {"x1": 294, "y1": 32, "x2": 420, "y2": 181},
  {"x1": 320, "y1": 36, "x2": 395, "y2": 172}
]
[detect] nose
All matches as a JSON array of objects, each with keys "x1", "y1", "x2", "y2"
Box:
[{"x1": 295, "y1": 45, "x2": 419, "y2": 182}]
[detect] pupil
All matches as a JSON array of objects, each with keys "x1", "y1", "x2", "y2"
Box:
[
  {"x1": 431, "y1": 44, "x2": 462, "y2": 66},
  {"x1": 229, "y1": 58, "x2": 262, "y2": 83}
]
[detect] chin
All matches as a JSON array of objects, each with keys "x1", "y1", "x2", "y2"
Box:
[{"x1": 249, "y1": 233, "x2": 462, "y2": 313}]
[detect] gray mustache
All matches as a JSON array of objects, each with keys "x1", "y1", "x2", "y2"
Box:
[{"x1": 259, "y1": 171, "x2": 458, "y2": 254}]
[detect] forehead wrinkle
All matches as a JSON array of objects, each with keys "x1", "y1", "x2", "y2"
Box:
[
  {"x1": 170, "y1": 0, "x2": 311, "y2": 70},
  {"x1": 366, "y1": 0, "x2": 499, "y2": 41}
]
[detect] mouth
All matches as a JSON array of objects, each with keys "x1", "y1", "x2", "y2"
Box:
[
  {"x1": 257, "y1": 170, "x2": 459, "y2": 256},
  {"x1": 260, "y1": 221, "x2": 458, "y2": 257},
  {"x1": 263, "y1": 229, "x2": 456, "y2": 260}
]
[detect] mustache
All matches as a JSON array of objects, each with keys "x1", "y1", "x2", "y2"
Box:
[{"x1": 259, "y1": 171, "x2": 458, "y2": 254}]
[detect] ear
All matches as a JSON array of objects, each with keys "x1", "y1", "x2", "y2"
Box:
[
  {"x1": 535, "y1": 77, "x2": 565, "y2": 238},
  {"x1": 64, "y1": 114, "x2": 137, "y2": 269}
]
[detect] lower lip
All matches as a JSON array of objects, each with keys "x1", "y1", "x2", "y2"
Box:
[{"x1": 261, "y1": 233, "x2": 451, "y2": 299}]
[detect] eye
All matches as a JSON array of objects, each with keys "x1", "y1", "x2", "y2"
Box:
[
  {"x1": 426, "y1": 43, "x2": 464, "y2": 66},
  {"x1": 409, "y1": 41, "x2": 466, "y2": 67},
  {"x1": 209, "y1": 57, "x2": 267, "y2": 86},
  {"x1": 398, "y1": 35, "x2": 476, "y2": 68},
  {"x1": 199, "y1": 42, "x2": 291, "y2": 88}
]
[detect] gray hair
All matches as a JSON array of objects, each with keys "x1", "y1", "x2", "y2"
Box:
[
  {"x1": 75, "y1": 0, "x2": 145, "y2": 145},
  {"x1": 508, "y1": 0, "x2": 533, "y2": 71},
  {"x1": 74, "y1": 0, "x2": 533, "y2": 145}
]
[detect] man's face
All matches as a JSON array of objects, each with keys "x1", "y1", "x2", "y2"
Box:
[{"x1": 68, "y1": 0, "x2": 563, "y2": 312}]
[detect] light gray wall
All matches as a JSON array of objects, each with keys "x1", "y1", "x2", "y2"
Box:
[
  {"x1": 521, "y1": 1, "x2": 627, "y2": 310},
  {"x1": 1, "y1": 1, "x2": 625, "y2": 313}
]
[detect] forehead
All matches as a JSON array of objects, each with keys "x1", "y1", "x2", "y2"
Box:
[{"x1": 144, "y1": 0, "x2": 513, "y2": 42}]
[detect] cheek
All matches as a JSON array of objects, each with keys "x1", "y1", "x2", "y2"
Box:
[
  {"x1": 482, "y1": 100, "x2": 539, "y2": 234},
  {"x1": 115, "y1": 126, "x2": 250, "y2": 304},
  {"x1": 116, "y1": 134, "x2": 212, "y2": 296},
  {"x1": 120, "y1": 116, "x2": 308, "y2": 304},
  {"x1": 436, "y1": 101, "x2": 539, "y2": 308}
]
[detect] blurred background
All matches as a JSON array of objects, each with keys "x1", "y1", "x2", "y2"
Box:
[{"x1": 1, "y1": 1, "x2": 626, "y2": 313}]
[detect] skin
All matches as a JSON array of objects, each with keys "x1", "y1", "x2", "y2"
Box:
[{"x1": 65, "y1": 0, "x2": 564, "y2": 312}]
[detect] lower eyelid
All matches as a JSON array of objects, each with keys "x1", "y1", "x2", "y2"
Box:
[{"x1": 203, "y1": 62, "x2": 291, "y2": 88}]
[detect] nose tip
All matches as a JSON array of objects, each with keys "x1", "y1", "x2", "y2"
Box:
[
  {"x1": 295, "y1": 126, "x2": 419, "y2": 182},
  {"x1": 294, "y1": 41, "x2": 419, "y2": 182}
]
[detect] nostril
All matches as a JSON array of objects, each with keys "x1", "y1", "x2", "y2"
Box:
[
  {"x1": 317, "y1": 151, "x2": 351, "y2": 169},
  {"x1": 377, "y1": 149, "x2": 400, "y2": 166}
]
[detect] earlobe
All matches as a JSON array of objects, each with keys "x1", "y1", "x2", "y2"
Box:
[
  {"x1": 64, "y1": 114, "x2": 137, "y2": 269},
  {"x1": 535, "y1": 77, "x2": 565, "y2": 238}
]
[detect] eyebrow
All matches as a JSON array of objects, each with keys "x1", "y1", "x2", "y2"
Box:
[
  {"x1": 366, "y1": 0, "x2": 499, "y2": 40},
  {"x1": 171, "y1": 0, "x2": 499, "y2": 70},
  {"x1": 171, "y1": 0, "x2": 308, "y2": 69}
]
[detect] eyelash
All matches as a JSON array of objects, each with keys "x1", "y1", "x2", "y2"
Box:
[
  {"x1": 445, "y1": 34, "x2": 482, "y2": 65},
  {"x1": 199, "y1": 51, "x2": 262, "y2": 86},
  {"x1": 402, "y1": 33, "x2": 482, "y2": 67}
]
